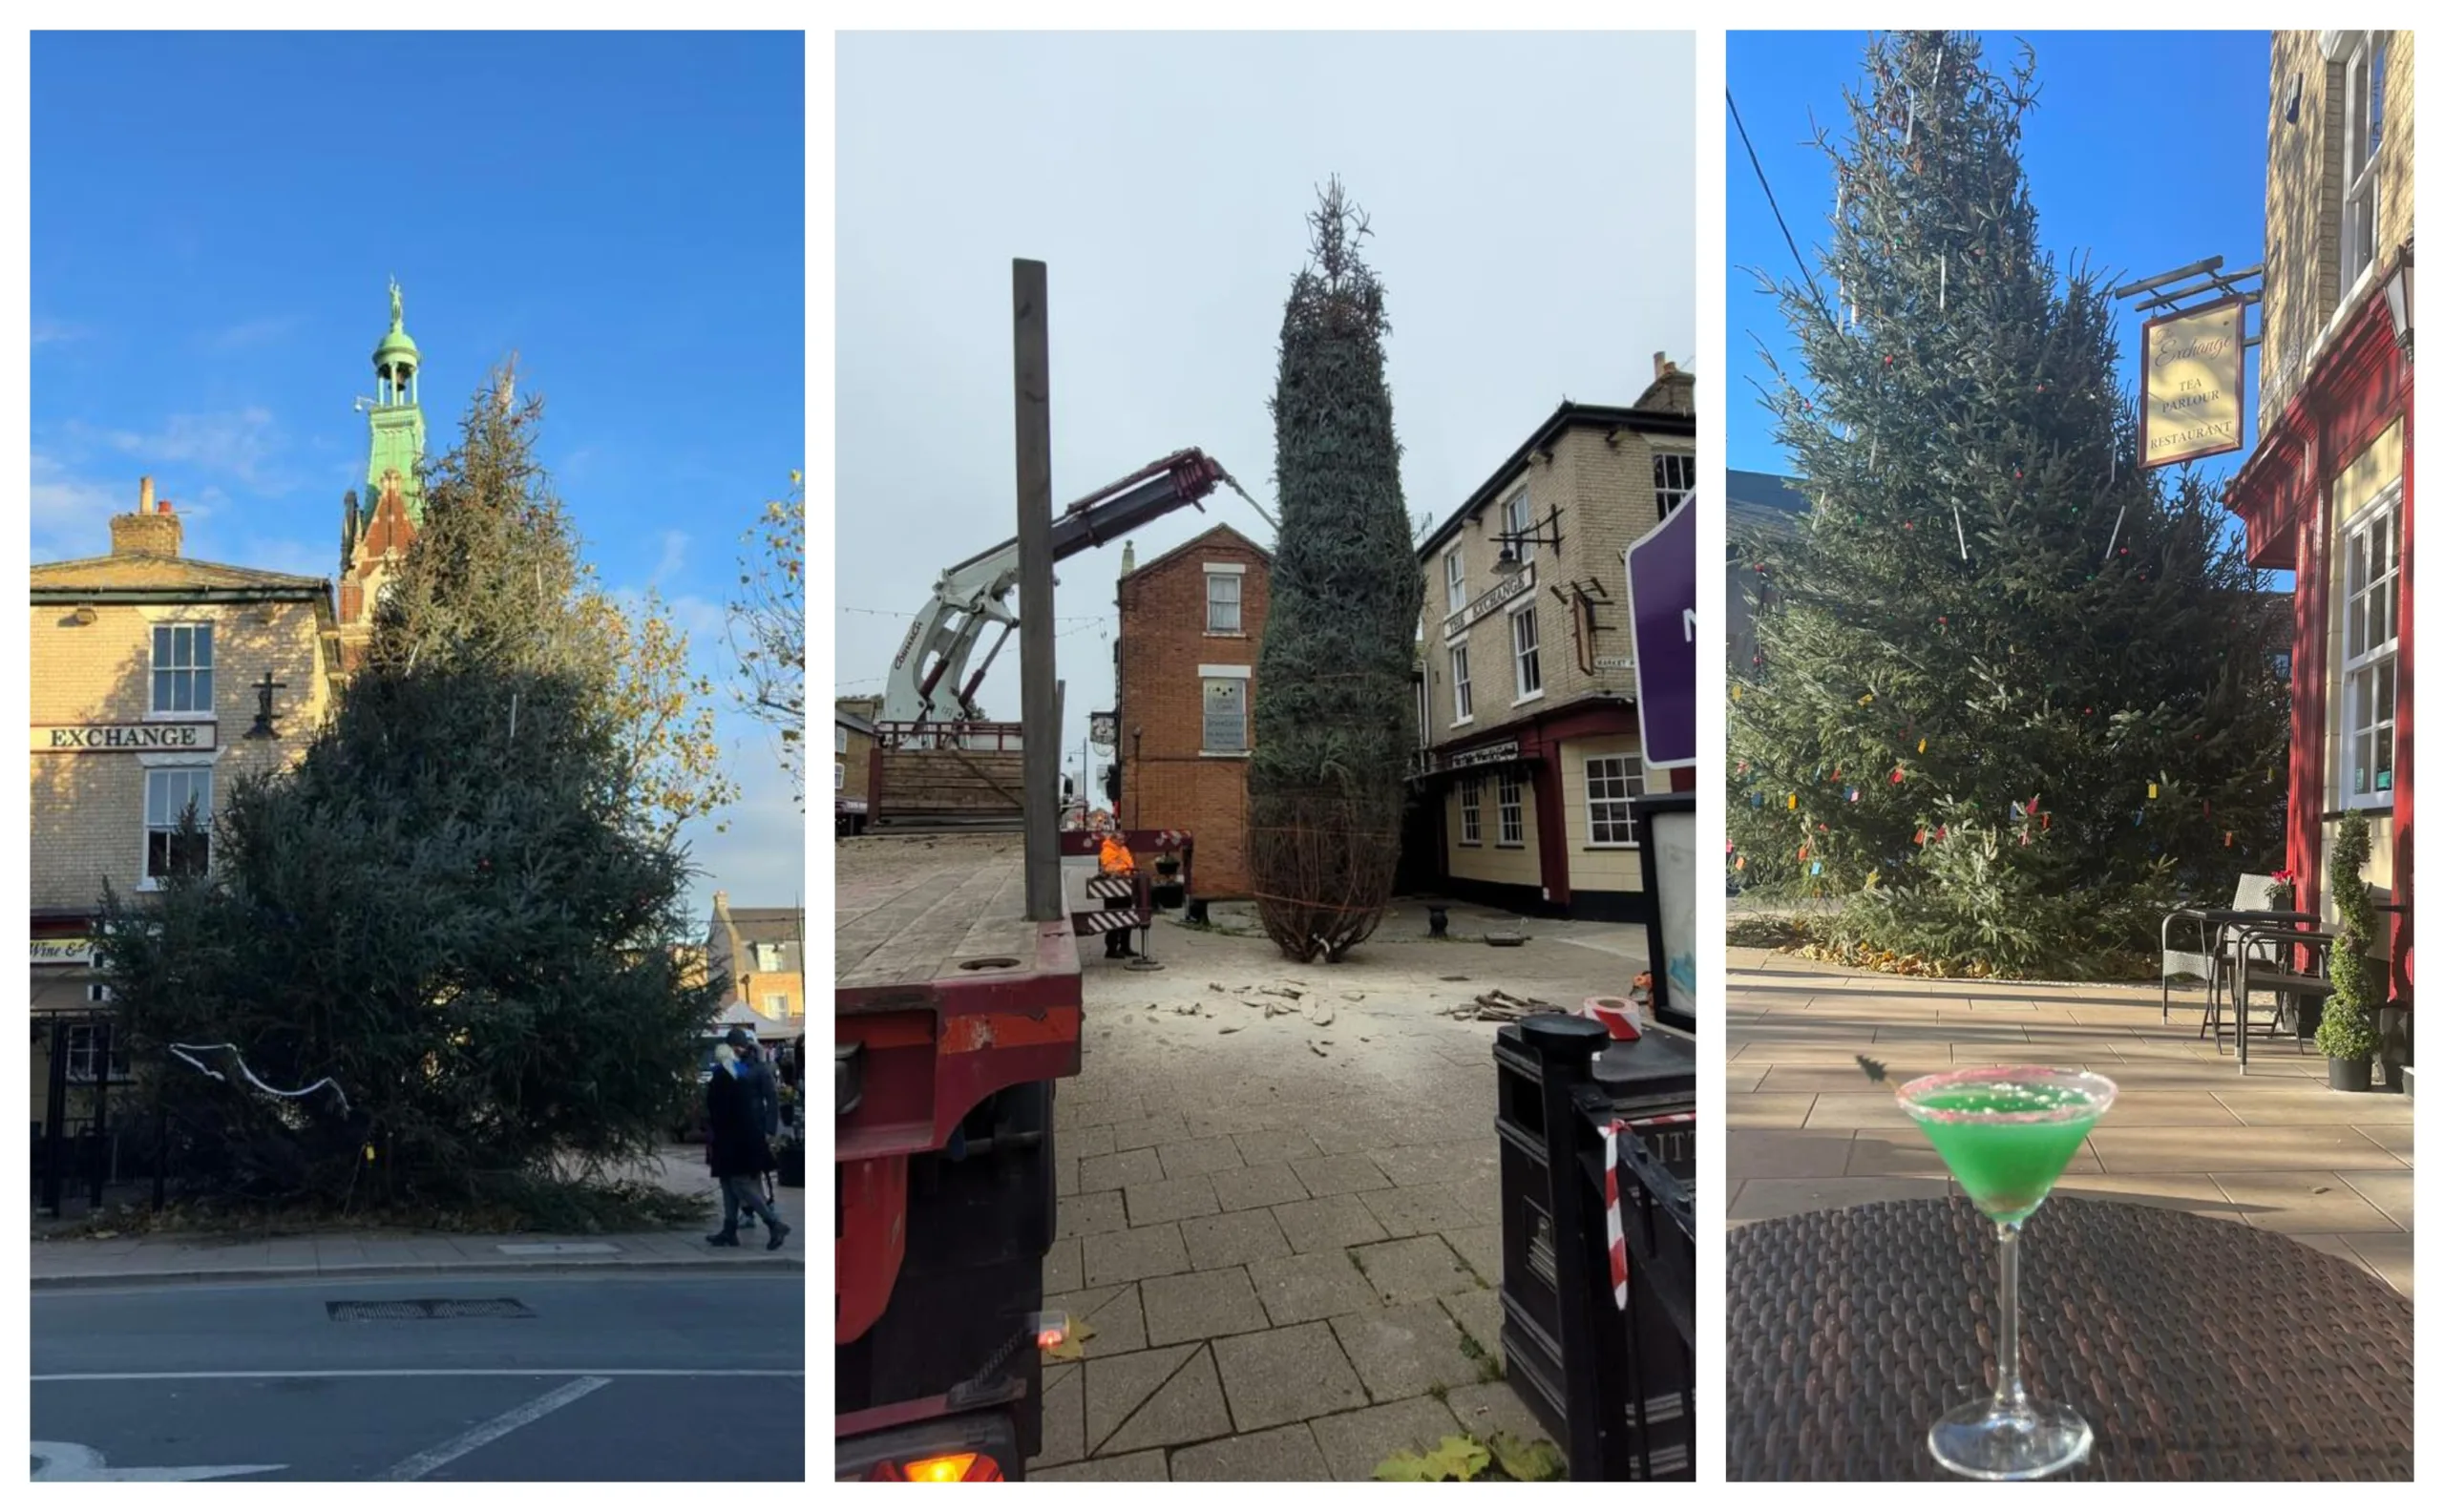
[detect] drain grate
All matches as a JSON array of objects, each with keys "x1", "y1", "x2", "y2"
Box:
[{"x1": 327, "y1": 1297, "x2": 535, "y2": 1322}]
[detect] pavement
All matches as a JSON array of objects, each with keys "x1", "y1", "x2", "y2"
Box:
[
  {"x1": 32, "y1": 1146, "x2": 807, "y2": 1291},
  {"x1": 1025, "y1": 898, "x2": 1652, "y2": 1482},
  {"x1": 1725, "y1": 946, "x2": 2414, "y2": 1296},
  {"x1": 32, "y1": 1271, "x2": 803, "y2": 1480}
]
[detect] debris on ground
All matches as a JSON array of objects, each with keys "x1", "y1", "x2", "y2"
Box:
[
  {"x1": 1307, "y1": 1040, "x2": 1329, "y2": 1057},
  {"x1": 1218, "y1": 1025, "x2": 1242, "y2": 1035},
  {"x1": 1485, "y1": 921, "x2": 1530, "y2": 947},
  {"x1": 1258, "y1": 986, "x2": 1304, "y2": 1001},
  {"x1": 1439, "y1": 975, "x2": 1470, "y2": 982},
  {"x1": 1305, "y1": 1008, "x2": 1337, "y2": 1028},
  {"x1": 1443, "y1": 989, "x2": 1567, "y2": 1022}
]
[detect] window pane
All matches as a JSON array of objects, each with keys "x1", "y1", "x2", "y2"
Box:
[
  {"x1": 2377, "y1": 657, "x2": 2395, "y2": 724},
  {"x1": 193, "y1": 624, "x2": 213, "y2": 668},
  {"x1": 194, "y1": 668, "x2": 213, "y2": 710},
  {"x1": 2353, "y1": 731, "x2": 2373, "y2": 795},
  {"x1": 146, "y1": 773, "x2": 169, "y2": 827},
  {"x1": 2348, "y1": 596, "x2": 2367, "y2": 660},
  {"x1": 2374, "y1": 726, "x2": 2394, "y2": 789},
  {"x1": 154, "y1": 625, "x2": 173, "y2": 666},
  {"x1": 153, "y1": 670, "x2": 174, "y2": 711}
]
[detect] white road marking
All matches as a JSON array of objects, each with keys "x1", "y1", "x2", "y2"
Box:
[
  {"x1": 32, "y1": 1439, "x2": 285, "y2": 1481},
  {"x1": 35, "y1": 1368, "x2": 804, "y2": 1382},
  {"x1": 381, "y1": 1375, "x2": 613, "y2": 1480}
]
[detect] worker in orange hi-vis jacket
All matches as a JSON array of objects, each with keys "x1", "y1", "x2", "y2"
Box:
[{"x1": 1097, "y1": 827, "x2": 1138, "y2": 959}]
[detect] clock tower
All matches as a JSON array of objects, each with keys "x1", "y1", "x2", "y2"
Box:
[{"x1": 337, "y1": 279, "x2": 430, "y2": 675}]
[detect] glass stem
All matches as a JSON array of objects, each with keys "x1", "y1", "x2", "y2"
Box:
[{"x1": 1992, "y1": 1221, "x2": 2028, "y2": 1413}]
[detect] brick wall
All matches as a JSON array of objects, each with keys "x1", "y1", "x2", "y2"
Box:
[
  {"x1": 1115, "y1": 526, "x2": 1271, "y2": 896},
  {"x1": 29, "y1": 598, "x2": 332, "y2": 914}
]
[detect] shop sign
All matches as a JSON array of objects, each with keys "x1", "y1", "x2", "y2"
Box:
[
  {"x1": 32, "y1": 938, "x2": 95, "y2": 966},
  {"x1": 1447, "y1": 739, "x2": 1521, "y2": 770},
  {"x1": 2140, "y1": 298, "x2": 2246, "y2": 468},
  {"x1": 33, "y1": 722, "x2": 216, "y2": 754},
  {"x1": 1593, "y1": 655, "x2": 1635, "y2": 670},
  {"x1": 1442, "y1": 561, "x2": 1536, "y2": 640}
]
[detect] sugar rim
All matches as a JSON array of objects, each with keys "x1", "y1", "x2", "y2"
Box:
[{"x1": 1894, "y1": 1064, "x2": 2119, "y2": 1124}]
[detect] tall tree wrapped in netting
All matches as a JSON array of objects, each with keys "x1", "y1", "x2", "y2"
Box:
[
  {"x1": 1248, "y1": 179, "x2": 1422, "y2": 962},
  {"x1": 1726, "y1": 32, "x2": 2287, "y2": 977},
  {"x1": 99, "y1": 367, "x2": 729, "y2": 1217}
]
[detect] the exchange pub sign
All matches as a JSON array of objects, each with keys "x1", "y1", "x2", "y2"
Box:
[
  {"x1": 1443, "y1": 561, "x2": 1537, "y2": 640},
  {"x1": 32, "y1": 721, "x2": 216, "y2": 753},
  {"x1": 2140, "y1": 298, "x2": 2246, "y2": 469}
]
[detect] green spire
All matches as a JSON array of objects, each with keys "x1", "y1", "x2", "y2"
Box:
[{"x1": 366, "y1": 277, "x2": 427, "y2": 525}]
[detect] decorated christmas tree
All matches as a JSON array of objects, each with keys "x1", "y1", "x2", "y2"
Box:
[
  {"x1": 1248, "y1": 178, "x2": 1422, "y2": 962},
  {"x1": 1727, "y1": 32, "x2": 2288, "y2": 976}
]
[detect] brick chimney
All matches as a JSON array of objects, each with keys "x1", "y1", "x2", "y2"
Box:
[
  {"x1": 1654, "y1": 351, "x2": 1675, "y2": 380},
  {"x1": 712, "y1": 890, "x2": 730, "y2": 916},
  {"x1": 1120, "y1": 539, "x2": 1136, "y2": 577},
  {"x1": 109, "y1": 476, "x2": 183, "y2": 557}
]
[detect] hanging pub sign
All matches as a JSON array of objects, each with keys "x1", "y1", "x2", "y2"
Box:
[
  {"x1": 32, "y1": 938, "x2": 95, "y2": 966},
  {"x1": 1442, "y1": 561, "x2": 1536, "y2": 640},
  {"x1": 32, "y1": 721, "x2": 216, "y2": 753},
  {"x1": 1446, "y1": 739, "x2": 1521, "y2": 770},
  {"x1": 2139, "y1": 298, "x2": 2246, "y2": 469}
]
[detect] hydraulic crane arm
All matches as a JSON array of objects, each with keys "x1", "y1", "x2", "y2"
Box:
[{"x1": 882, "y1": 450, "x2": 1235, "y2": 733}]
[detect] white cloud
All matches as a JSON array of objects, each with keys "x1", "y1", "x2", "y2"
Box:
[
  {"x1": 32, "y1": 318, "x2": 90, "y2": 347},
  {"x1": 76, "y1": 407, "x2": 289, "y2": 491},
  {"x1": 652, "y1": 529, "x2": 689, "y2": 584},
  {"x1": 204, "y1": 316, "x2": 300, "y2": 351},
  {"x1": 677, "y1": 717, "x2": 807, "y2": 920},
  {"x1": 31, "y1": 452, "x2": 130, "y2": 554}
]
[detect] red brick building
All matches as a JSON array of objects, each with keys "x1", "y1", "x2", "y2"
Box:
[{"x1": 1111, "y1": 525, "x2": 1272, "y2": 897}]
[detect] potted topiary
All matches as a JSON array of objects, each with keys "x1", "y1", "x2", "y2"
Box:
[{"x1": 2314, "y1": 815, "x2": 2380, "y2": 1092}]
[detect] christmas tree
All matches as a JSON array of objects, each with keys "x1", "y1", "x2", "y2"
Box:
[
  {"x1": 100, "y1": 370, "x2": 728, "y2": 1212},
  {"x1": 1248, "y1": 178, "x2": 1422, "y2": 962},
  {"x1": 1727, "y1": 32, "x2": 2287, "y2": 977}
]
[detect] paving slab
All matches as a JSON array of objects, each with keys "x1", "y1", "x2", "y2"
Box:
[
  {"x1": 1306, "y1": 1395, "x2": 1466, "y2": 1481},
  {"x1": 1270, "y1": 1192, "x2": 1392, "y2": 1254},
  {"x1": 1125, "y1": 1174, "x2": 1222, "y2": 1227},
  {"x1": 1102, "y1": 1342, "x2": 1233, "y2": 1455},
  {"x1": 1437, "y1": 1286, "x2": 1506, "y2": 1363},
  {"x1": 1211, "y1": 1162, "x2": 1310, "y2": 1213},
  {"x1": 1349, "y1": 1234, "x2": 1478, "y2": 1305},
  {"x1": 1727, "y1": 1175, "x2": 1952, "y2": 1223},
  {"x1": 2336, "y1": 1168, "x2": 2413, "y2": 1228},
  {"x1": 1729, "y1": 1092, "x2": 1821, "y2": 1128},
  {"x1": 1728, "y1": 1129, "x2": 1861, "y2": 1180},
  {"x1": 1168, "y1": 1421, "x2": 1331, "y2": 1481},
  {"x1": 1031, "y1": 1361, "x2": 1084, "y2": 1468},
  {"x1": 1291, "y1": 1152, "x2": 1394, "y2": 1198},
  {"x1": 2340, "y1": 1230, "x2": 2414, "y2": 1296},
  {"x1": 1184, "y1": 1103, "x2": 1280, "y2": 1140},
  {"x1": 1365, "y1": 1140, "x2": 1497, "y2": 1188},
  {"x1": 1044, "y1": 1282, "x2": 1148, "y2": 1357},
  {"x1": 1141, "y1": 1267, "x2": 1274, "y2": 1346},
  {"x1": 2209, "y1": 1171, "x2": 2401, "y2": 1232},
  {"x1": 1083, "y1": 1342, "x2": 1200, "y2": 1450},
  {"x1": 1328, "y1": 1302, "x2": 1484, "y2": 1402},
  {"x1": 1084, "y1": 1223, "x2": 1190, "y2": 1287},
  {"x1": 1079, "y1": 1147, "x2": 1167, "y2": 1192},
  {"x1": 1443, "y1": 1380, "x2": 1551, "y2": 1447},
  {"x1": 1059, "y1": 1190, "x2": 1130, "y2": 1238},
  {"x1": 1441, "y1": 1223, "x2": 1503, "y2": 1288},
  {"x1": 1044, "y1": 1235, "x2": 1085, "y2": 1292},
  {"x1": 2090, "y1": 1124, "x2": 2406, "y2": 1173},
  {"x1": 1356, "y1": 1183, "x2": 1479, "y2": 1240},
  {"x1": 1211, "y1": 1320, "x2": 1369, "y2": 1432},
  {"x1": 1032, "y1": 1448, "x2": 1170, "y2": 1481},
  {"x1": 1233, "y1": 1127, "x2": 1325, "y2": 1166},
  {"x1": 1248, "y1": 1248, "x2": 1376, "y2": 1326},
  {"x1": 1179, "y1": 1207, "x2": 1293, "y2": 1270},
  {"x1": 1158, "y1": 1138, "x2": 1248, "y2": 1180},
  {"x1": 1107, "y1": 1113, "x2": 1190, "y2": 1152}
]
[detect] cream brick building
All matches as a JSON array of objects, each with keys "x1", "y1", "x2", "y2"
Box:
[
  {"x1": 30, "y1": 479, "x2": 337, "y2": 1125},
  {"x1": 1410, "y1": 360, "x2": 1696, "y2": 921}
]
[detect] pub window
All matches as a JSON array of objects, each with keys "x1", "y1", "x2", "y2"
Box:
[
  {"x1": 1459, "y1": 777, "x2": 1483, "y2": 845},
  {"x1": 1206, "y1": 570, "x2": 1243, "y2": 634},
  {"x1": 66, "y1": 1024, "x2": 134, "y2": 1084},
  {"x1": 1511, "y1": 605, "x2": 1542, "y2": 700},
  {"x1": 1497, "y1": 771, "x2": 1527, "y2": 846},
  {"x1": 1450, "y1": 642, "x2": 1473, "y2": 723},
  {"x1": 2339, "y1": 485, "x2": 2400, "y2": 808},
  {"x1": 1586, "y1": 755, "x2": 1646, "y2": 846},
  {"x1": 1503, "y1": 489, "x2": 1534, "y2": 569},
  {"x1": 1444, "y1": 545, "x2": 1465, "y2": 612},
  {"x1": 1654, "y1": 452, "x2": 1696, "y2": 518},
  {"x1": 151, "y1": 622, "x2": 214, "y2": 715},
  {"x1": 1202, "y1": 676, "x2": 1249, "y2": 754},
  {"x1": 142, "y1": 766, "x2": 213, "y2": 883},
  {"x1": 2341, "y1": 33, "x2": 2385, "y2": 289}
]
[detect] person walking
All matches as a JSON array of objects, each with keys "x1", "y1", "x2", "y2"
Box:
[
  {"x1": 705, "y1": 1043, "x2": 790, "y2": 1250},
  {"x1": 727, "y1": 1027, "x2": 783, "y2": 1221}
]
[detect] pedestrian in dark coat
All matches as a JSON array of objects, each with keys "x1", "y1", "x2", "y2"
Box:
[
  {"x1": 705, "y1": 1044, "x2": 790, "y2": 1250},
  {"x1": 725, "y1": 1026, "x2": 781, "y2": 1229}
]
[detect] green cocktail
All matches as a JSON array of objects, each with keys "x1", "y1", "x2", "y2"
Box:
[{"x1": 1896, "y1": 1066, "x2": 2117, "y2": 1480}]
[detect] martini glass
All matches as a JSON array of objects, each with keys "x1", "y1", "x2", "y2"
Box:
[{"x1": 1894, "y1": 1065, "x2": 2117, "y2": 1480}]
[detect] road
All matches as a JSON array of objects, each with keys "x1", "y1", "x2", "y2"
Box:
[{"x1": 32, "y1": 1272, "x2": 803, "y2": 1480}]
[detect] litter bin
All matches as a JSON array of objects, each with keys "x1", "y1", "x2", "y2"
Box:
[{"x1": 1494, "y1": 1013, "x2": 1696, "y2": 1480}]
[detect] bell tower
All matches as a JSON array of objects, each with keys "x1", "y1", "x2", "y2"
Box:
[{"x1": 338, "y1": 279, "x2": 430, "y2": 675}]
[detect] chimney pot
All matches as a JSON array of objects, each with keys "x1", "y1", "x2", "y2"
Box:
[
  {"x1": 1654, "y1": 351, "x2": 1669, "y2": 379},
  {"x1": 139, "y1": 475, "x2": 155, "y2": 514}
]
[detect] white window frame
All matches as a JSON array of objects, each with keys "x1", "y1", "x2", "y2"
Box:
[
  {"x1": 2338, "y1": 484, "x2": 2401, "y2": 808},
  {"x1": 1502, "y1": 489, "x2": 1534, "y2": 569},
  {"x1": 835, "y1": 762, "x2": 846, "y2": 791},
  {"x1": 1653, "y1": 451, "x2": 1696, "y2": 519},
  {"x1": 1443, "y1": 545, "x2": 1465, "y2": 614},
  {"x1": 835, "y1": 725, "x2": 849, "y2": 754},
  {"x1": 139, "y1": 760, "x2": 215, "y2": 890},
  {"x1": 1200, "y1": 664, "x2": 1251, "y2": 757},
  {"x1": 755, "y1": 941, "x2": 784, "y2": 973},
  {"x1": 762, "y1": 993, "x2": 790, "y2": 1018},
  {"x1": 1496, "y1": 771, "x2": 1527, "y2": 847},
  {"x1": 2340, "y1": 33, "x2": 2383, "y2": 292},
  {"x1": 1459, "y1": 777, "x2": 1483, "y2": 846},
  {"x1": 1510, "y1": 605, "x2": 1543, "y2": 704},
  {"x1": 1449, "y1": 642, "x2": 1473, "y2": 725},
  {"x1": 1585, "y1": 755, "x2": 1646, "y2": 847},
  {"x1": 149, "y1": 620, "x2": 215, "y2": 717},
  {"x1": 65, "y1": 1023, "x2": 135, "y2": 1084},
  {"x1": 1205, "y1": 563, "x2": 1245, "y2": 635}
]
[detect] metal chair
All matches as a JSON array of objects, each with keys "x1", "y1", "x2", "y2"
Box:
[
  {"x1": 2161, "y1": 873, "x2": 2315, "y2": 1027},
  {"x1": 2224, "y1": 924, "x2": 2336, "y2": 1073}
]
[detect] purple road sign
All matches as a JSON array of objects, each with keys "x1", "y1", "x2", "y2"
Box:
[{"x1": 1624, "y1": 498, "x2": 1696, "y2": 768}]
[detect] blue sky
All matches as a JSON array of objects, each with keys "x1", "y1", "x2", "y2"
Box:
[
  {"x1": 31, "y1": 31, "x2": 807, "y2": 918},
  {"x1": 1727, "y1": 30, "x2": 2273, "y2": 512}
]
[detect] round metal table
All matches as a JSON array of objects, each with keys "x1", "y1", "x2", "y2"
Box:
[{"x1": 1727, "y1": 1197, "x2": 2412, "y2": 1480}]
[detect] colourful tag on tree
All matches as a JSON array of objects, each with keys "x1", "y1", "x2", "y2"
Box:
[{"x1": 2147, "y1": 782, "x2": 2158, "y2": 800}]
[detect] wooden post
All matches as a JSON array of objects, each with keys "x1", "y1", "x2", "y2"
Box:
[{"x1": 1014, "y1": 259, "x2": 1061, "y2": 921}]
